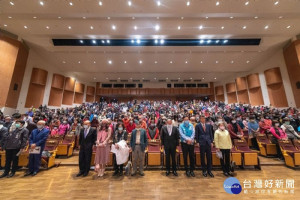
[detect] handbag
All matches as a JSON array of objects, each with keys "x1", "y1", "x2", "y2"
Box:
[
  {"x1": 230, "y1": 151, "x2": 236, "y2": 172},
  {"x1": 124, "y1": 161, "x2": 132, "y2": 176}
]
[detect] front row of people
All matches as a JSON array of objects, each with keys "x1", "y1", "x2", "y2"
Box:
[{"x1": 77, "y1": 116, "x2": 233, "y2": 178}]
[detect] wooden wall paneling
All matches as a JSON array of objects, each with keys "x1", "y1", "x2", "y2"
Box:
[
  {"x1": 215, "y1": 86, "x2": 224, "y2": 95},
  {"x1": 226, "y1": 82, "x2": 236, "y2": 93},
  {"x1": 48, "y1": 88, "x2": 63, "y2": 106},
  {"x1": 74, "y1": 93, "x2": 84, "y2": 104},
  {"x1": 51, "y1": 74, "x2": 65, "y2": 89},
  {"x1": 227, "y1": 93, "x2": 238, "y2": 104},
  {"x1": 86, "y1": 95, "x2": 95, "y2": 103},
  {"x1": 248, "y1": 87, "x2": 264, "y2": 106},
  {"x1": 62, "y1": 90, "x2": 74, "y2": 105},
  {"x1": 64, "y1": 77, "x2": 76, "y2": 92},
  {"x1": 86, "y1": 86, "x2": 95, "y2": 96},
  {"x1": 235, "y1": 77, "x2": 247, "y2": 91},
  {"x1": 237, "y1": 90, "x2": 250, "y2": 104},
  {"x1": 30, "y1": 68, "x2": 48, "y2": 85},
  {"x1": 246, "y1": 73, "x2": 260, "y2": 89},
  {"x1": 75, "y1": 82, "x2": 85, "y2": 94},
  {"x1": 264, "y1": 67, "x2": 283, "y2": 85},
  {"x1": 216, "y1": 94, "x2": 225, "y2": 102},
  {"x1": 283, "y1": 40, "x2": 300, "y2": 107}
]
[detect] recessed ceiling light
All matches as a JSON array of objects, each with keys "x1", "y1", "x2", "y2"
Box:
[
  {"x1": 106, "y1": 40, "x2": 110, "y2": 43},
  {"x1": 190, "y1": 77, "x2": 193, "y2": 80},
  {"x1": 178, "y1": 78, "x2": 181, "y2": 80},
  {"x1": 118, "y1": 77, "x2": 121, "y2": 79},
  {"x1": 221, "y1": 26, "x2": 224, "y2": 29},
  {"x1": 154, "y1": 77, "x2": 157, "y2": 79},
  {"x1": 106, "y1": 78, "x2": 109, "y2": 79},
  {"x1": 243, "y1": 26, "x2": 247, "y2": 29},
  {"x1": 264, "y1": 25, "x2": 269, "y2": 29},
  {"x1": 134, "y1": 26, "x2": 137, "y2": 30},
  {"x1": 206, "y1": 16, "x2": 209, "y2": 19},
  {"x1": 155, "y1": 24, "x2": 160, "y2": 31},
  {"x1": 130, "y1": 78, "x2": 133, "y2": 79},
  {"x1": 102, "y1": 40, "x2": 105, "y2": 44},
  {"x1": 79, "y1": 40, "x2": 83, "y2": 43},
  {"x1": 200, "y1": 40, "x2": 204, "y2": 44},
  {"x1": 160, "y1": 39, "x2": 164, "y2": 44},
  {"x1": 139, "y1": 60, "x2": 143, "y2": 64},
  {"x1": 99, "y1": 1, "x2": 102, "y2": 6},
  {"x1": 274, "y1": 1, "x2": 279, "y2": 5},
  {"x1": 186, "y1": 1, "x2": 190, "y2": 6},
  {"x1": 124, "y1": 61, "x2": 127, "y2": 64},
  {"x1": 207, "y1": 40, "x2": 211, "y2": 44},
  {"x1": 4, "y1": 24, "x2": 7, "y2": 27},
  {"x1": 177, "y1": 26, "x2": 181, "y2": 30},
  {"x1": 166, "y1": 77, "x2": 169, "y2": 79},
  {"x1": 68, "y1": 26, "x2": 72, "y2": 29},
  {"x1": 9, "y1": 1, "x2": 14, "y2": 6},
  {"x1": 94, "y1": 77, "x2": 96, "y2": 80},
  {"x1": 33, "y1": 16, "x2": 37, "y2": 19},
  {"x1": 94, "y1": 61, "x2": 96, "y2": 63},
  {"x1": 245, "y1": 1, "x2": 249, "y2": 5},
  {"x1": 214, "y1": 77, "x2": 217, "y2": 80},
  {"x1": 90, "y1": 26, "x2": 94, "y2": 29},
  {"x1": 216, "y1": 61, "x2": 219, "y2": 64},
  {"x1": 156, "y1": 16, "x2": 160, "y2": 20},
  {"x1": 155, "y1": 61, "x2": 158, "y2": 64},
  {"x1": 231, "y1": 61, "x2": 234, "y2": 63},
  {"x1": 136, "y1": 39, "x2": 141, "y2": 44},
  {"x1": 199, "y1": 25, "x2": 203, "y2": 30},
  {"x1": 132, "y1": 17, "x2": 135, "y2": 20},
  {"x1": 216, "y1": 40, "x2": 220, "y2": 43},
  {"x1": 185, "y1": 61, "x2": 188, "y2": 64},
  {"x1": 202, "y1": 77, "x2": 205, "y2": 80},
  {"x1": 58, "y1": 16, "x2": 61, "y2": 19},
  {"x1": 181, "y1": 17, "x2": 184, "y2": 20},
  {"x1": 157, "y1": 1, "x2": 161, "y2": 6},
  {"x1": 39, "y1": 1, "x2": 44, "y2": 6},
  {"x1": 223, "y1": 39, "x2": 228, "y2": 43},
  {"x1": 46, "y1": 26, "x2": 50, "y2": 29},
  {"x1": 112, "y1": 25, "x2": 116, "y2": 30},
  {"x1": 62, "y1": 61, "x2": 66, "y2": 64},
  {"x1": 278, "y1": 16, "x2": 283, "y2": 19},
  {"x1": 200, "y1": 61, "x2": 203, "y2": 63},
  {"x1": 131, "y1": 39, "x2": 135, "y2": 43},
  {"x1": 216, "y1": 1, "x2": 220, "y2": 6},
  {"x1": 286, "y1": 25, "x2": 291, "y2": 29},
  {"x1": 128, "y1": 1, "x2": 132, "y2": 6},
  {"x1": 108, "y1": 60, "x2": 112, "y2": 64},
  {"x1": 82, "y1": 17, "x2": 86, "y2": 19},
  {"x1": 78, "y1": 61, "x2": 81, "y2": 64},
  {"x1": 246, "y1": 60, "x2": 250, "y2": 63},
  {"x1": 24, "y1": 25, "x2": 28, "y2": 29},
  {"x1": 107, "y1": 17, "x2": 110, "y2": 20},
  {"x1": 8, "y1": 16, "x2": 12, "y2": 19},
  {"x1": 69, "y1": 2, "x2": 73, "y2": 6},
  {"x1": 92, "y1": 40, "x2": 96, "y2": 44},
  {"x1": 254, "y1": 16, "x2": 258, "y2": 19},
  {"x1": 170, "y1": 61, "x2": 173, "y2": 64},
  {"x1": 230, "y1": 16, "x2": 234, "y2": 19}
]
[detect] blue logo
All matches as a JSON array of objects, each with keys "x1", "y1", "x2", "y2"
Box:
[{"x1": 223, "y1": 177, "x2": 242, "y2": 194}]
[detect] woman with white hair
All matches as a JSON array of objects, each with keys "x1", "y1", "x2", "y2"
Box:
[{"x1": 214, "y1": 122, "x2": 233, "y2": 177}]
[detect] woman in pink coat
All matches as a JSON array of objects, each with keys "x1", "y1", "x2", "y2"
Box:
[
  {"x1": 269, "y1": 120, "x2": 288, "y2": 160},
  {"x1": 58, "y1": 120, "x2": 70, "y2": 135}
]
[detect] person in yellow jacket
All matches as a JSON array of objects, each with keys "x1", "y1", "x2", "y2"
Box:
[{"x1": 214, "y1": 122, "x2": 233, "y2": 177}]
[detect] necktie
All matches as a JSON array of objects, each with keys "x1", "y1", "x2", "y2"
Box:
[
  {"x1": 84, "y1": 129, "x2": 88, "y2": 138},
  {"x1": 202, "y1": 124, "x2": 206, "y2": 132}
]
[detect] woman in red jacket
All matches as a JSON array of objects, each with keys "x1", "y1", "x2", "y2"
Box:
[
  {"x1": 227, "y1": 117, "x2": 244, "y2": 141},
  {"x1": 146, "y1": 120, "x2": 159, "y2": 140},
  {"x1": 269, "y1": 120, "x2": 288, "y2": 160}
]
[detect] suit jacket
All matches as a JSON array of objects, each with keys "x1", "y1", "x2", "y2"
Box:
[
  {"x1": 161, "y1": 125, "x2": 179, "y2": 148},
  {"x1": 79, "y1": 127, "x2": 97, "y2": 150},
  {"x1": 195, "y1": 123, "x2": 213, "y2": 145},
  {"x1": 29, "y1": 128, "x2": 50, "y2": 150},
  {"x1": 0, "y1": 126, "x2": 8, "y2": 148},
  {"x1": 130, "y1": 128, "x2": 148, "y2": 151}
]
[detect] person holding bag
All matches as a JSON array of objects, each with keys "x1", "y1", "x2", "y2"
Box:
[{"x1": 214, "y1": 122, "x2": 233, "y2": 177}]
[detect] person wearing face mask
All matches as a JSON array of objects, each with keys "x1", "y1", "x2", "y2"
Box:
[
  {"x1": 3, "y1": 116, "x2": 12, "y2": 130},
  {"x1": 214, "y1": 122, "x2": 233, "y2": 177},
  {"x1": 0, "y1": 120, "x2": 28, "y2": 178},
  {"x1": 259, "y1": 116, "x2": 271, "y2": 134},
  {"x1": 248, "y1": 116, "x2": 260, "y2": 150},
  {"x1": 227, "y1": 117, "x2": 244, "y2": 141},
  {"x1": 126, "y1": 118, "x2": 136, "y2": 134},
  {"x1": 161, "y1": 119, "x2": 180, "y2": 176},
  {"x1": 76, "y1": 120, "x2": 97, "y2": 177},
  {"x1": 281, "y1": 118, "x2": 300, "y2": 140},
  {"x1": 112, "y1": 123, "x2": 128, "y2": 176},
  {"x1": 0, "y1": 121, "x2": 8, "y2": 150},
  {"x1": 58, "y1": 120, "x2": 70, "y2": 135},
  {"x1": 24, "y1": 120, "x2": 49, "y2": 177},
  {"x1": 146, "y1": 120, "x2": 159, "y2": 140},
  {"x1": 130, "y1": 120, "x2": 148, "y2": 176},
  {"x1": 269, "y1": 120, "x2": 287, "y2": 160},
  {"x1": 94, "y1": 119, "x2": 112, "y2": 177},
  {"x1": 179, "y1": 116, "x2": 195, "y2": 177},
  {"x1": 195, "y1": 116, "x2": 214, "y2": 178}
]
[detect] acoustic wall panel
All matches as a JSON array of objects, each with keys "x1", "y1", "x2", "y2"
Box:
[{"x1": 246, "y1": 73, "x2": 264, "y2": 106}]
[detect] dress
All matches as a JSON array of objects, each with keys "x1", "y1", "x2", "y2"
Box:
[{"x1": 95, "y1": 129, "x2": 110, "y2": 165}]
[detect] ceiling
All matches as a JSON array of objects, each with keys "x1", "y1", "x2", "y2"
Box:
[{"x1": 0, "y1": 0, "x2": 300, "y2": 83}]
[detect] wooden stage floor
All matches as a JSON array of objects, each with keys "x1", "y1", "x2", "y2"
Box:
[{"x1": 0, "y1": 164, "x2": 298, "y2": 200}]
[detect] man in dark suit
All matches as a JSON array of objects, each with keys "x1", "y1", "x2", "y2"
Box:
[
  {"x1": 195, "y1": 116, "x2": 214, "y2": 177},
  {"x1": 77, "y1": 120, "x2": 97, "y2": 177},
  {"x1": 161, "y1": 119, "x2": 180, "y2": 176}
]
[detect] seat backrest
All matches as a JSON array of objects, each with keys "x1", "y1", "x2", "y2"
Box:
[
  {"x1": 279, "y1": 140, "x2": 296, "y2": 152},
  {"x1": 256, "y1": 134, "x2": 271, "y2": 144},
  {"x1": 293, "y1": 140, "x2": 300, "y2": 150},
  {"x1": 234, "y1": 139, "x2": 251, "y2": 151},
  {"x1": 63, "y1": 134, "x2": 75, "y2": 144},
  {"x1": 148, "y1": 144, "x2": 161, "y2": 152},
  {"x1": 44, "y1": 139, "x2": 59, "y2": 151}
]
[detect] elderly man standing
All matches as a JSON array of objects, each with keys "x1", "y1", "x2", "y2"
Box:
[
  {"x1": 76, "y1": 120, "x2": 97, "y2": 177},
  {"x1": 25, "y1": 120, "x2": 49, "y2": 177},
  {"x1": 130, "y1": 120, "x2": 148, "y2": 176}
]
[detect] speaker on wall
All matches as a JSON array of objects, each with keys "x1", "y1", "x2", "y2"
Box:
[
  {"x1": 138, "y1": 84, "x2": 143, "y2": 88},
  {"x1": 167, "y1": 84, "x2": 171, "y2": 88},
  {"x1": 13, "y1": 83, "x2": 18, "y2": 91},
  {"x1": 296, "y1": 81, "x2": 300, "y2": 89}
]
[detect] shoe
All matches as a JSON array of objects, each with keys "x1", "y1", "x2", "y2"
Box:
[
  {"x1": 186, "y1": 171, "x2": 190, "y2": 177},
  {"x1": 32, "y1": 172, "x2": 37, "y2": 176},
  {"x1": 223, "y1": 172, "x2": 229, "y2": 177},
  {"x1": 131, "y1": 172, "x2": 136, "y2": 176},
  {"x1": 0, "y1": 173, "x2": 8, "y2": 178},
  {"x1": 190, "y1": 171, "x2": 195, "y2": 177},
  {"x1": 24, "y1": 172, "x2": 33, "y2": 177},
  {"x1": 139, "y1": 172, "x2": 145, "y2": 176},
  {"x1": 166, "y1": 171, "x2": 170, "y2": 176},
  {"x1": 202, "y1": 171, "x2": 208, "y2": 177},
  {"x1": 208, "y1": 172, "x2": 214, "y2": 178},
  {"x1": 228, "y1": 172, "x2": 234, "y2": 177},
  {"x1": 7, "y1": 172, "x2": 15, "y2": 178},
  {"x1": 119, "y1": 172, "x2": 123, "y2": 176},
  {"x1": 83, "y1": 173, "x2": 88, "y2": 177},
  {"x1": 76, "y1": 172, "x2": 84, "y2": 177},
  {"x1": 173, "y1": 171, "x2": 178, "y2": 176},
  {"x1": 112, "y1": 171, "x2": 119, "y2": 176}
]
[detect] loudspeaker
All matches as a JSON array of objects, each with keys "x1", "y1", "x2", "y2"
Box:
[
  {"x1": 296, "y1": 81, "x2": 300, "y2": 89},
  {"x1": 138, "y1": 84, "x2": 143, "y2": 88},
  {"x1": 167, "y1": 84, "x2": 171, "y2": 88},
  {"x1": 13, "y1": 83, "x2": 18, "y2": 91}
]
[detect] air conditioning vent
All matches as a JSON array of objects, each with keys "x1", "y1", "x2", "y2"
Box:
[
  {"x1": 109, "y1": 80, "x2": 117, "y2": 82},
  {"x1": 120, "y1": 80, "x2": 128, "y2": 82},
  {"x1": 194, "y1": 79, "x2": 202, "y2": 82},
  {"x1": 133, "y1": 80, "x2": 140, "y2": 82},
  {"x1": 159, "y1": 80, "x2": 167, "y2": 82},
  {"x1": 183, "y1": 80, "x2": 192, "y2": 82},
  {"x1": 171, "y1": 80, "x2": 179, "y2": 82},
  {"x1": 142, "y1": 80, "x2": 150, "y2": 82}
]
